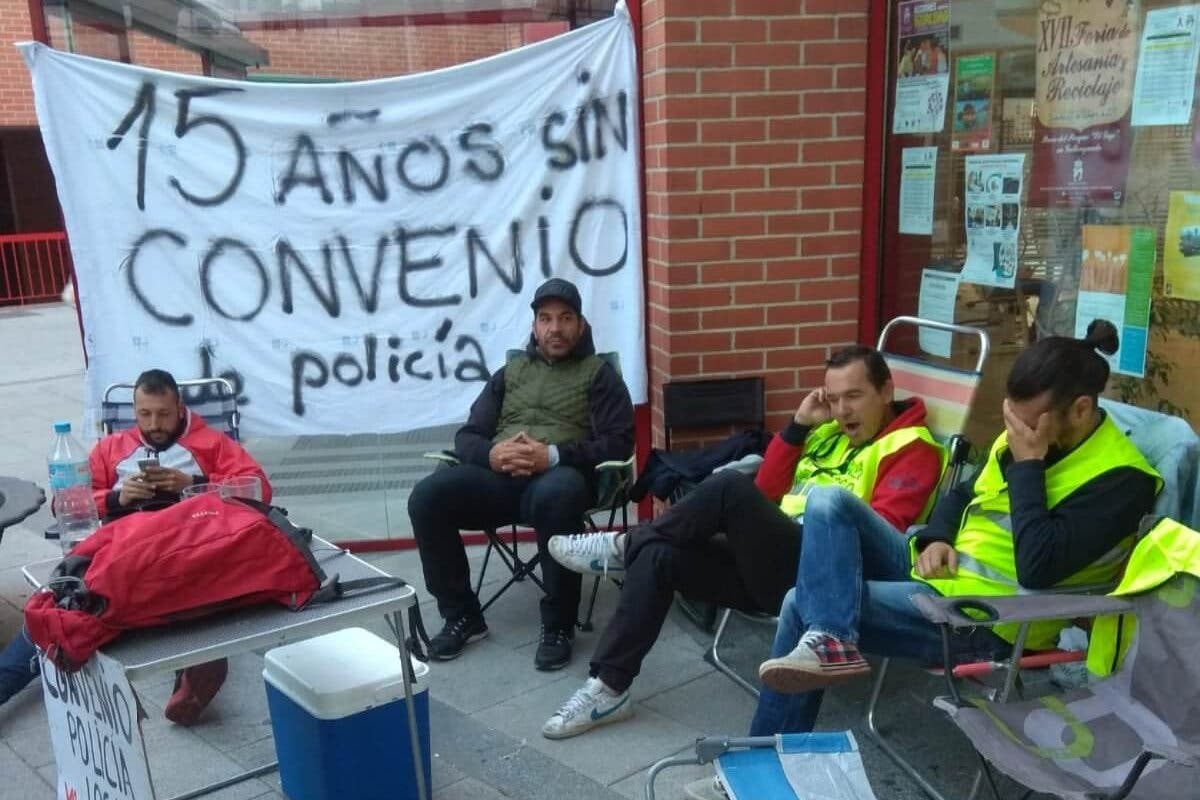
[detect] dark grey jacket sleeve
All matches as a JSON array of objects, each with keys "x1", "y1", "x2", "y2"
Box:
[
  {"x1": 556, "y1": 362, "x2": 635, "y2": 472},
  {"x1": 1007, "y1": 462, "x2": 1158, "y2": 589},
  {"x1": 453, "y1": 368, "x2": 507, "y2": 468}
]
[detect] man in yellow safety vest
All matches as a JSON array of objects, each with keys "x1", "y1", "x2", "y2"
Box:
[{"x1": 752, "y1": 320, "x2": 1161, "y2": 734}]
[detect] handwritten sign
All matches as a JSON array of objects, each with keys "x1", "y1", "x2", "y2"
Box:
[
  {"x1": 41, "y1": 652, "x2": 155, "y2": 800},
  {"x1": 1029, "y1": 0, "x2": 1140, "y2": 206},
  {"x1": 18, "y1": 5, "x2": 645, "y2": 437}
]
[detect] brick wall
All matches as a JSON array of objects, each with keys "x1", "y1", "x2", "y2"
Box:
[
  {"x1": 0, "y1": 0, "x2": 37, "y2": 125},
  {"x1": 245, "y1": 24, "x2": 525, "y2": 80},
  {"x1": 131, "y1": 31, "x2": 203, "y2": 74},
  {"x1": 641, "y1": 0, "x2": 869, "y2": 443}
]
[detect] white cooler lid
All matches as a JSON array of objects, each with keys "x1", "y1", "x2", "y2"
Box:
[{"x1": 263, "y1": 627, "x2": 428, "y2": 720}]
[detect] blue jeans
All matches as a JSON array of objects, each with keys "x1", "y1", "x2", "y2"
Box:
[
  {"x1": 0, "y1": 626, "x2": 39, "y2": 704},
  {"x1": 749, "y1": 486, "x2": 1009, "y2": 735}
]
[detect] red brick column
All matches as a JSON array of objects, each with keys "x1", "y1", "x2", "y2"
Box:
[
  {"x1": 0, "y1": 0, "x2": 38, "y2": 126},
  {"x1": 640, "y1": 0, "x2": 870, "y2": 441}
]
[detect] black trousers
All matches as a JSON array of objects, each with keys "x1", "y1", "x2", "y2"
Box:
[
  {"x1": 407, "y1": 463, "x2": 593, "y2": 630},
  {"x1": 591, "y1": 470, "x2": 802, "y2": 692}
]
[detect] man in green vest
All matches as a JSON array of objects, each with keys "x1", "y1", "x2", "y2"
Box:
[
  {"x1": 542, "y1": 346, "x2": 946, "y2": 738},
  {"x1": 408, "y1": 278, "x2": 634, "y2": 671},
  {"x1": 752, "y1": 320, "x2": 1162, "y2": 735}
]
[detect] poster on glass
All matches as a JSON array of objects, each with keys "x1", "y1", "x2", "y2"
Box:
[
  {"x1": 1131, "y1": 5, "x2": 1200, "y2": 127},
  {"x1": 893, "y1": 0, "x2": 951, "y2": 134},
  {"x1": 962, "y1": 153, "x2": 1024, "y2": 288},
  {"x1": 1028, "y1": 0, "x2": 1138, "y2": 207},
  {"x1": 952, "y1": 53, "x2": 995, "y2": 151},
  {"x1": 1164, "y1": 191, "x2": 1200, "y2": 301},
  {"x1": 1074, "y1": 226, "x2": 1155, "y2": 377}
]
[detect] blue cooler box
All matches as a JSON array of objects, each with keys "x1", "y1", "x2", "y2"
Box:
[{"x1": 263, "y1": 627, "x2": 431, "y2": 800}]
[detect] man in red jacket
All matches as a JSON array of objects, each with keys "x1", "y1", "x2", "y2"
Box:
[
  {"x1": 540, "y1": 346, "x2": 945, "y2": 739},
  {"x1": 92, "y1": 370, "x2": 271, "y2": 517},
  {"x1": 0, "y1": 369, "x2": 271, "y2": 724}
]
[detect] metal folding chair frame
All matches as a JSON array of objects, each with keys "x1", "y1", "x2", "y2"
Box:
[
  {"x1": 706, "y1": 317, "x2": 990, "y2": 703},
  {"x1": 101, "y1": 377, "x2": 241, "y2": 439},
  {"x1": 426, "y1": 453, "x2": 633, "y2": 631}
]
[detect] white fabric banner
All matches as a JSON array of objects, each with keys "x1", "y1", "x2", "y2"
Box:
[{"x1": 19, "y1": 7, "x2": 644, "y2": 437}]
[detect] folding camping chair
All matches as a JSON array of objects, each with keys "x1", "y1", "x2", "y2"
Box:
[
  {"x1": 660, "y1": 376, "x2": 766, "y2": 630},
  {"x1": 46, "y1": 377, "x2": 241, "y2": 541},
  {"x1": 100, "y1": 377, "x2": 241, "y2": 438},
  {"x1": 917, "y1": 517, "x2": 1200, "y2": 800},
  {"x1": 706, "y1": 316, "x2": 990, "y2": 697},
  {"x1": 865, "y1": 400, "x2": 1199, "y2": 800},
  {"x1": 422, "y1": 351, "x2": 634, "y2": 631},
  {"x1": 646, "y1": 731, "x2": 880, "y2": 800}
]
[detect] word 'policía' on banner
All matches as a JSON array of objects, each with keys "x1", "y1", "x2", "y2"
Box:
[{"x1": 20, "y1": 4, "x2": 645, "y2": 437}]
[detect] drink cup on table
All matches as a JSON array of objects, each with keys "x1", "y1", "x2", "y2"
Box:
[
  {"x1": 220, "y1": 476, "x2": 262, "y2": 502},
  {"x1": 181, "y1": 483, "x2": 222, "y2": 500}
]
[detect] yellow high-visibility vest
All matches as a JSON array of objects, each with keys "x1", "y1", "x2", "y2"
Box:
[
  {"x1": 779, "y1": 419, "x2": 945, "y2": 522},
  {"x1": 914, "y1": 414, "x2": 1162, "y2": 649},
  {"x1": 1087, "y1": 516, "x2": 1200, "y2": 677}
]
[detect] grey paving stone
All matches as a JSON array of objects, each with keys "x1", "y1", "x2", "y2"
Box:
[
  {"x1": 609, "y1": 752, "x2": 713, "y2": 800},
  {"x1": 430, "y1": 698, "x2": 622, "y2": 800},
  {"x1": 423, "y1": 638, "x2": 574, "y2": 715},
  {"x1": 474, "y1": 677, "x2": 702, "y2": 788},
  {"x1": 433, "y1": 776, "x2": 509, "y2": 800},
  {"x1": 0, "y1": 738, "x2": 54, "y2": 799},
  {"x1": 641, "y1": 671, "x2": 755, "y2": 735}
]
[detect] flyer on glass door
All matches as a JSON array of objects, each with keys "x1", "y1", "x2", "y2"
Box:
[
  {"x1": 918, "y1": 269, "x2": 960, "y2": 358},
  {"x1": 893, "y1": 0, "x2": 951, "y2": 134},
  {"x1": 899, "y1": 147, "x2": 938, "y2": 235},
  {"x1": 961, "y1": 153, "x2": 1025, "y2": 288},
  {"x1": 952, "y1": 53, "x2": 996, "y2": 151},
  {"x1": 1075, "y1": 226, "x2": 1155, "y2": 377},
  {"x1": 1132, "y1": 6, "x2": 1200, "y2": 127},
  {"x1": 1164, "y1": 191, "x2": 1200, "y2": 301}
]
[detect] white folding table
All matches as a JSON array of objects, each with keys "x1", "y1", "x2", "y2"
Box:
[{"x1": 24, "y1": 538, "x2": 428, "y2": 800}]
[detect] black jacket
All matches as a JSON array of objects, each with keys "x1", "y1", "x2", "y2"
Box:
[
  {"x1": 916, "y1": 415, "x2": 1158, "y2": 590},
  {"x1": 453, "y1": 327, "x2": 635, "y2": 474}
]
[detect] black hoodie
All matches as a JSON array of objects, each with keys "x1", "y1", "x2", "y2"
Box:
[{"x1": 453, "y1": 326, "x2": 634, "y2": 474}]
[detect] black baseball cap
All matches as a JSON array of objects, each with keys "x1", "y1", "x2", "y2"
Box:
[{"x1": 530, "y1": 278, "x2": 583, "y2": 315}]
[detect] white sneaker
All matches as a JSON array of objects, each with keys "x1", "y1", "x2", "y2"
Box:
[
  {"x1": 548, "y1": 531, "x2": 626, "y2": 577},
  {"x1": 542, "y1": 677, "x2": 632, "y2": 739}
]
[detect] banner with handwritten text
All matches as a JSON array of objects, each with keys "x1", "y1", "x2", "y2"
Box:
[
  {"x1": 1029, "y1": 0, "x2": 1139, "y2": 207},
  {"x1": 19, "y1": 8, "x2": 644, "y2": 436}
]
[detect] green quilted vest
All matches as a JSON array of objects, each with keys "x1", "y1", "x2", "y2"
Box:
[{"x1": 494, "y1": 352, "x2": 604, "y2": 444}]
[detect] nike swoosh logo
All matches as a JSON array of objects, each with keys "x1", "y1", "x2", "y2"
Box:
[
  {"x1": 589, "y1": 559, "x2": 624, "y2": 571},
  {"x1": 590, "y1": 694, "x2": 629, "y2": 721}
]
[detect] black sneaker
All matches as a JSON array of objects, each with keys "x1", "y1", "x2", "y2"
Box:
[
  {"x1": 429, "y1": 614, "x2": 488, "y2": 661},
  {"x1": 534, "y1": 625, "x2": 574, "y2": 671}
]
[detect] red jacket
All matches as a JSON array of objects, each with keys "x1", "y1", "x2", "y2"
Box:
[
  {"x1": 754, "y1": 398, "x2": 942, "y2": 532},
  {"x1": 89, "y1": 411, "x2": 272, "y2": 517}
]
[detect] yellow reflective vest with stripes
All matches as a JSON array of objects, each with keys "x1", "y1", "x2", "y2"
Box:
[
  {"x1": 913, "y1": 414, "x2": 1162, "y2": 649},
  {"x1": 1087, "y1": 516, "x2": 1200, "y2": 677},
  {"x1": 778, "y1": 419, "x2": 945, "y2": 522}
]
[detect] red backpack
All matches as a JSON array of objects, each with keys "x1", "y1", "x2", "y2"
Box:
[{"x1": 25, "y1": 494, "x2": 404, "y2": 669}]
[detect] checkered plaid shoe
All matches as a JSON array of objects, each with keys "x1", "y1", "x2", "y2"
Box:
[{"x1": 758, "y1": 630, "x2": 870, "y2": 694}]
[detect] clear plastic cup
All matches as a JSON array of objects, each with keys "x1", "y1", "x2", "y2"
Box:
[
  {"x1": 220, "y1": 476, "x2": 263, "y2": 502},
  {"x1": 181, "y1": 483, "x2": 222, "y2": 499}
]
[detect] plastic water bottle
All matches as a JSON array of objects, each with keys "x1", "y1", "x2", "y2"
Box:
[{"x1": 48, "y1": 421, "x2": 100, "y2": 554}]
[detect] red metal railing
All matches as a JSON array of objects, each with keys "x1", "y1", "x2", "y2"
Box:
[{"x1": 0, "y1": 232, "x2": 73, "y2": 306}]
